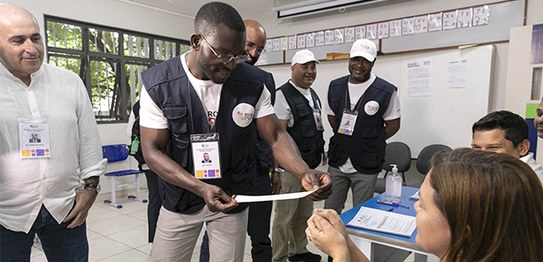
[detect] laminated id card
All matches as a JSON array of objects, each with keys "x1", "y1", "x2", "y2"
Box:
[
  {"x1": 18, "y1": 118, "x2": 51, "y2": 158},
  {"x1": 338, "y1": 110, "x2": 358, "y2": 136},
  {"x1": 191, "y1": 133, "x2": 221, "y2": 179}
]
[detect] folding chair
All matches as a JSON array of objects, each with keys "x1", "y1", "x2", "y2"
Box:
[{"x1": 102, "y1": 144, "x2": 148, "y2": 208}]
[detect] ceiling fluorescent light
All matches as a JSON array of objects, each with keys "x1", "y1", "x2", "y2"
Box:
[
  {"x1": 273, "y1": 0, "x2": 336, "y2": 12},
  {"x1": 276, "y1": 0, "x2": 397, "y2": 20}
]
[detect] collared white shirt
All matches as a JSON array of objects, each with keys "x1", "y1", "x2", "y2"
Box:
[{"x1": 0, "y1": 62, "x2": 106, "y2": 233}]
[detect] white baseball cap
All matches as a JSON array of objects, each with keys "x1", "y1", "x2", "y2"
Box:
[
  {"x1": 291, "y1": 49, "x2": 320, "y2": 66},
  {"x1": 350, "y1": 39, "x2": 377, "y2": 62}
]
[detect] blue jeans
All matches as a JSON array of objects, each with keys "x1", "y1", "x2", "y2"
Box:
[{"x1": 0, "y1": 205, "x2": 88, "y2": 262}]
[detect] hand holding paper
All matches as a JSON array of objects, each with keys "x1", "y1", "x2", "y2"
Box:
[{"x1": 302, "y1": 169, "x2": 332, "y2": 201}]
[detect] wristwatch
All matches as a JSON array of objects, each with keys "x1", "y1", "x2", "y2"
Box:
[
  {"x1": 83, "y1": 183, "x2": 101, "y2": 193},
  {"x1": 274, "y1": 167, "x2": 284, "y2": 173}
]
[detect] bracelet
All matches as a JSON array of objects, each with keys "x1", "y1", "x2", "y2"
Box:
[{"x1": 274, "y1": 167, "x2": 284, "y2": 173}]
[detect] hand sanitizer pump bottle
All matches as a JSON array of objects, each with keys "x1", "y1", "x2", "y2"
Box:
[{"x1": 385, "y1": 164, "x2": 402, "y2": 203}]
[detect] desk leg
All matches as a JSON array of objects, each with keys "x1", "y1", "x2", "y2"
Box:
[
  {"x1": 350, "y1": 235, "x2": 372, "y2": 259},
  {"x1": 414, "y1": 252, "x2": 428, "y2": 262}
]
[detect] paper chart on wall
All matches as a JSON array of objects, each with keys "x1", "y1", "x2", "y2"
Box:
[
  {"x1": 406, "y1": 58, "x2": 432, "y2": 96},
  {"x1": 447, "y1": 59, "x2": 468, "y2": 89}
]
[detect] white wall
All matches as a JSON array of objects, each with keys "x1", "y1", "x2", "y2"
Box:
[{"x1": 247, "y1": 0, "x2": 529, "y2": 113}]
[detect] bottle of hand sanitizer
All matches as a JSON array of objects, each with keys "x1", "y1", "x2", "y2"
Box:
[{"x1": 385, "y1": 164, "x2": 402, "y2": 203}]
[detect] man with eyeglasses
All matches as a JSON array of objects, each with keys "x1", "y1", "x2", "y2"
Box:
[
  {"x1": 199, "y1": 19, "x2": 279, "y2": 262},
  {"x1": 138, "y1": 2, "x2": 332, "y2": 261}
]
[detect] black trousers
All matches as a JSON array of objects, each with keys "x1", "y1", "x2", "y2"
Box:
[
  {"x1": 200, "y1": 173, "x2": 273, "y2": 261},
  {"x1": 145, "y1": 170, "x2": 162, "y2": 243}
]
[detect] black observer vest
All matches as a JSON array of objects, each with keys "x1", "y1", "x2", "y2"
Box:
[
  {"x1": 141, "y1": 57, "x2": 264, "y2": 214},
  {"x1": 327, "y1": 75, "x2": 396, "y2": 174},
  {"x1": 279, "y1": 82, "x2": 324, "y2": 169}
]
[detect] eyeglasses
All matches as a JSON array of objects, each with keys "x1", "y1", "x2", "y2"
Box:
[
  {"x1": 199, "y1": 35, "x2": 248, "y2": 65},
  {"x1": 246, "y1": 41, "x2": 265, "y2": 56}
]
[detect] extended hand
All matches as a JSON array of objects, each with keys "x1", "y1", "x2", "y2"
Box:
[
  {"x1": 306, "y1": 212, "x2": 350, "y2": 261},
  {"x1": 63, "y1": 188, "x2": 97, "y2": 228},
  {"x1": 301, "y1": 170, "x2": 332, "y2": 201},
  {"x1": 201, "y1": 184, "x2": 238, "y2": 212},
  {"x1": 313, "y1": 208, "x2": 348, "y2": 238}
]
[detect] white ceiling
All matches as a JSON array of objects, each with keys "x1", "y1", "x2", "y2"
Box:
[{"x1": 115, "y1": 0, "x2": 305, "y2": 18}]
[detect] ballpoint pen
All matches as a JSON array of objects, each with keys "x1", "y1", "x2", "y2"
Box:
[{"x1": 376, "y1": 199, "x2": 410, "y2": 209}]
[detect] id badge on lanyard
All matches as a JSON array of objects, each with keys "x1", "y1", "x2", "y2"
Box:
[
  {"x1": 313, "y1": 109, "x2": 324, "y2": 131},
  {"x1": 191, "y1": 133, "x2": 222, "y2": 179},
  {"x1": 338, "y1": 109, "x2": 357, "y2": 136},
  {"x1": 18, "y1": 118, "x2": 51, "y2": 158}
]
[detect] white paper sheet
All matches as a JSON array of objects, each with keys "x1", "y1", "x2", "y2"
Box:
[
  {"x1": 447, "y1": 59, "x2": 468, "y2": 89},
  {"x1": 235, "y1": 190, "x2": 316, "y2": 203},
  {"x1": 347, "y1": 207, "x2": 417, "y2": 237},
  {"x1": 406, "y1": 58, "x2": 432, "y2": 97}
]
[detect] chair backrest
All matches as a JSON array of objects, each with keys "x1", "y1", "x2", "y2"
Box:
[
  {"x1": 382, "y1": 141, "x2": 411, "y2": 173},
  {"x1": 102, "y1": 144, "x2": 130, "y2": 163},
  {"x1": 416, "y1": 144, "x2": 453, "y2": 175}
]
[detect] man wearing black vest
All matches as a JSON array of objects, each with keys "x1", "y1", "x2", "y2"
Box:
[
  {"x1": 324, "y1": 39, "x2": 401, "y2": 214},
  {"x1": 138, "y1": 2, "x2": 331, "y2": 262},
  {"x1": 272, "y1": 49, "x2": 325, "y2": 262},
  {"x1": 199, "y1": 19, "x2": 280, "y2": 262}
]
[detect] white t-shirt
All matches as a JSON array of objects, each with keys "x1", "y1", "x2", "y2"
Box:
[
  {"x1": 275, "y1": 80, "x2": 321, "y2": 127},
  {"x1": 325, "y1": 73, "x2": 401, "y2": 174},
  {"x1": 325, "y1": 74, "x2": 401, "y2": 121},
  {"x1": 140, "y1": 53, "x2": 274, "y2": 129}
]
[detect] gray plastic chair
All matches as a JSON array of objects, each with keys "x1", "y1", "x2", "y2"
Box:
[
  {"x1": 416, "y1": 144, "x2": 453, "y2": 175},
  {"x1": 375, "y1": 141, "x2": 412, "y2": 193},
  {"x1": 382, "y1": 141, "x2": 412, "y2": 182}
]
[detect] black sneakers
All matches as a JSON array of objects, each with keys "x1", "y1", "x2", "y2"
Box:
[{"x1": 288, "y1": 252, "x2": 322, "y2": 262}]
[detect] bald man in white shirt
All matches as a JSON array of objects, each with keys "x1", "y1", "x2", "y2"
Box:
[{"x1": 0, "y1": 4, "x2": 106, "y2": 261}]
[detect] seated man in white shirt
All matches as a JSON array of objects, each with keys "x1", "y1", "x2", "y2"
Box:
[{"x1": 471, "y1": 110, "x2": 543, "y2": 182}]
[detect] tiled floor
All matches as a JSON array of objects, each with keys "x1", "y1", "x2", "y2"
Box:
[{"x1": 30, "y1": 163, "x2": 436, "y2": 261}]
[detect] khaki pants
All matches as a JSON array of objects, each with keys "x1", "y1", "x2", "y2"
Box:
[
  {"x1": 324, "y1": 166, "x2": 378, "y2": 214},
  {"x1": 151, "y1": 206, "x2": 248, "y2": 262},
  {"x1": 271, "y1": 171, "x2": 314, "y2": 262}
]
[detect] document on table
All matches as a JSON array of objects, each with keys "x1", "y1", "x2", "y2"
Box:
[
  {"x1": 346, "y1": 207, "x2": 417, "y2": 237},
  {"x1": 235, "y1": 190, "x2": 316, "y2": 203}
]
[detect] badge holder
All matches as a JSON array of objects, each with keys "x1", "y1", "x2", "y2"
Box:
[
  {"x1": 18, "y1": 118, "x2": 51, "y2": 158},
  {"x1": 338, "y1": 109, "x2": 358, "y2": 136},
  {"x1": 191, "y1": 133, "x2": 222, "y2": 179},
  {"x1": 313, "y1": 109, "x2": 324, "y2": 131}
]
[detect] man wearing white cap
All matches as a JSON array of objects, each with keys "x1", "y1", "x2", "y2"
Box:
[
  {"x1": 271, "y1": 49, "x2": 325, "y2": 262},
  {"x1": 324, "y1": 39, "x2": 401, "y2": 214}
]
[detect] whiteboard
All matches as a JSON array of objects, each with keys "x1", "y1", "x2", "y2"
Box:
[
  {"x1": 380, "y1": 45, "x2": 494, "y2": 156},
  {"x1": 261, "y1": 45, "x2": 494, "y2": 157}
]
